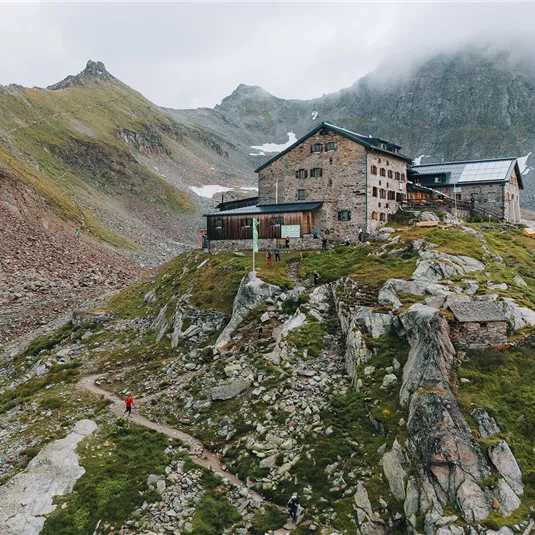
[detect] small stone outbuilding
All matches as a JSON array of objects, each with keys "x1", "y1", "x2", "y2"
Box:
[{"x1": 449, "y1": 301, "x2": 508, "y2": 348}]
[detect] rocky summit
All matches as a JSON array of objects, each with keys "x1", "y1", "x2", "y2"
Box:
[{"x1": 2, "y1": 215, "x2": 535, "y2": 535}]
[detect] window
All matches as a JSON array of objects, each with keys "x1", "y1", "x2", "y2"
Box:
[
  {"x1": 370, "y1": 165, "x2": 378, "y2": 175},
  {"x1": 381, "y1": 143, "x2": 386, "y2": 149},
  {"x1": 271, "y1": 216, "x2": 284, "y2": 226},
  {"x1": 310, "y1": 167, "x2": 322, "y2": 178},
  {"x1": 326, "y1": 141, "x2": 338, "y2": 152},
  {"x1": 388, "y1": 170, "x2": 393, "y2": 179},
  {"x1": 371, "y1": 211, "x2": 377, "y2": 220},
  {"x1": 241, "y1": 218, "x2": 252, "y2": 228},
  {"x1": 434, "y1": 176, "x2": 442, "y2": 184},
  {"x1": 372, "y1": 187, "x2": 378, "y2": 197},
  {"x1": 380, "y1": 189, "x2": 386, "y2": 199},
  {"x1": 338, "y1": 210, "x2": 352, "y2": 221},
  {"x1": 215, "y1": 218, "x2": 224, "y2": 230},
  {"x1": 296, "y1": 169, "x2": 308, "y2": 179},
  {"x1": 379, "y1": 213, "x2": 386, "y2": 222},
  {"x1": 401, "y1": 173, "x2": 405, "y2": 181},
  {"x1": 380, "y1": 168, "x2": 386, "y2": 177},
  {"x1": 297, "y1": 189, "x2": 306, "y2": 200},
  {"x1": 395, "y1": 172, "x2": 401, "y2": 180},
  {"x1": 396, "y1": 192, "x2": 404, "y2": 202},
  {"x1": 385, "y1": 203, "x2": 389, "y2": 208},
  {"x1": 388, "y1": 190, "x2": 396, "y2": 200},
  {"x1": 378, "y1": 158, "x2": 382, "y2": 163},
  {"x1": 311, "y1": 143, "x2": 323, "y2": 153}
]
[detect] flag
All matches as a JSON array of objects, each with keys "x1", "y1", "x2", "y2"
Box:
[{"x1": 252, "y1": 218, "x2": 260, "y2": 253}]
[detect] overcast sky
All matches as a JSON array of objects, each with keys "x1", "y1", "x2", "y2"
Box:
[{"x1": 1, "y1": 2, "x2": 533, "y2": 109}]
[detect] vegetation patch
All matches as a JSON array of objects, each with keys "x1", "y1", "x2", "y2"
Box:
[
  {"x1": 190, "y1": 491, "x2": 241, "y2": 535},
  {"x1": 42, "y1": 422, "x2": 170, "y2": 535}
]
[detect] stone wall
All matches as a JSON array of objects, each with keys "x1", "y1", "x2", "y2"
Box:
[
  {"x1": 209, "y1": 236, "x2": 324, "y2": 252},
  {"x1": 257, "y1": 129, "x2": 408, "y2": 241},
  {"x1": 450, "y1": 321, "x2": 508, "y2": 348}
]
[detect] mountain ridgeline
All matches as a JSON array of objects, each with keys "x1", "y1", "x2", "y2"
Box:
[{"x1": 169, "y1": 49, "x2": 535, "y2": 207}]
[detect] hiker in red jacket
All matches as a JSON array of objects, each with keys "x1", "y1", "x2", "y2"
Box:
[{"x1": 124, "y1": 394, "x2": 134, "y2": 417}]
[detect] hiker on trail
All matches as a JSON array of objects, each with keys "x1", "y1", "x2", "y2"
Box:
[
  {"x1": 287, "y1": 494, "x2": 300, "y2": 523},
  {"x1": 358, "y1": 228, "x2": 363, "y2": 242},
  {"x1": 266, "y1": 251, "x2": 273, "y2": 268},
  {"x1": 285, "y1": 237, "x2": 290, "y2": 252},
  {"x1": 75, "y1": 228, "x2": 81, "y2": 239},
  {"x1": 258, "y1": 325, "x2": 264, "y2": 340},
  {"x1": 274, "y1": 246, "x2": 281, "y2": 262},
  {"x1": 321, "y1": 236, "x2": 327, "y2": 250},
  {"x1": 124, "y1": 394, "x2": 134, "y2": 417},
  {"x1": 313, "y1": 270, "x2": 320, "y2": 286}
]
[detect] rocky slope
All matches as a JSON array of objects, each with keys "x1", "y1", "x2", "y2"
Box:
[
  {"x1": 169, "y1": 48, "x2": 535, "y2": 207},
  {"x1": 2, "y1": 217, "x2": 535, "y2": 534}
]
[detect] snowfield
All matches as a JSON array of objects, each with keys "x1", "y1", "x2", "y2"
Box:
[
  {"x1": 190, "y1": 185, "x2": 233, "y2": 199},
  {"x1": 250, "y1": 132, "x2": 297, "y2": 154}
]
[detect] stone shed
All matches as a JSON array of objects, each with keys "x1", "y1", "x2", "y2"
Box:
[{"x1": 449, "y1": 301, "x2": 508, "y2": 348}]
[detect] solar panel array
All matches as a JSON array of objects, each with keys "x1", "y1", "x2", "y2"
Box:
[{"x1": 458, "y1": 161, "x2": 513, "y2": 183}]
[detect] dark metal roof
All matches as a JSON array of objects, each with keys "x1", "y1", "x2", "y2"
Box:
[
  {"x1": 411, "y1": 158, "x2": 523, "y2": 189},
  {"x1": 254, "y1": 122, "x2": 412, "y2": 173},
  {"x1": 204, "y1": 201, "x2": 323, "y2": 217},
  {"x1": 215, "y1": 196, "x2": 259, "y2": 211},
  {"x1": 449, "y1": 301, "x2": 507, "y2": 323}
]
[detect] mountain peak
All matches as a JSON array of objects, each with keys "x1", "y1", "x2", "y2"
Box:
[{"x1": 48, "y1": 59, "x2": 115, "y2": 90}]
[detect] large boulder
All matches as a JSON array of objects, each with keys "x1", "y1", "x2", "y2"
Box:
[
  {"x1": 381, "y1": 439, "x2": 408, "y2": 502},
  {"x1": 499, "y1": 298, "x2": 535, "y2": 330},
  {"x1": 412, "y1": 250, "x2": 484, "y2": 283},
  {"x1": 355, "y1": 306, "x2": 399, "y2": 339},
  {"x1": 471, "y1": 408, "x2": 501, "y2": 439},
  {"x1": 0, "y1": 419, "x2": 97, "y2": 535},
  {"x1": 211, "y1": 379, "x2": 251, "y2": 401},
  {"x1": 488, "y1": 440, "x2": 523, "y2": 495},
  {"x1": 216, "y1": 273, "x2": 281, "y2": 348}
]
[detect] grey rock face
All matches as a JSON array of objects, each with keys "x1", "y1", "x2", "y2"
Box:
[
  {"x1": 216, "y1": 273, "x2": 281, "y2": 348},
  {"x1": 211, "y1": 379, "x2": 251, "y2": 401},
  {"x1": 412, "y1": 250, "x2": 484, "y2": 283},
  {"x1": 399, "y1": 304, "x2": 456, "y2": 406},
  {"x1": 499, "y1": 298, "x2": 535, "y2": 330},
  {"x1": 381, "y1": 439, "x2": 408, "y2": 502},
  {"x1": 355, "y1": 306, "x2": 399, "y2": 339},
  {"x1": 488, "y1": 440, "x2": 524, "y2": 495},
  {"x1": 471, "y1": 408, "x2": 501, "y2": 439},
  {"x1": 496, "y1": 478, "x2": 521, "y2": 516},
  {"x1": 0, "y1": 419, "x2": 97, "y2": 535}
]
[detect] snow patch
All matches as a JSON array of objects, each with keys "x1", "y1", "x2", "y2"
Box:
[
  {"x1": 518, "y1": 152, "x2": 532, "y2": 174},
  {"x1": 249, "y1": 151, "x2": 266, "y2": 156},
  {"x1": 413, "y1": 154, "x2": 430, "y2": 165},
  {"x1": 311, "y1": 111, "x2": 318, "y2": 120},
  {"x1": 241, "y1": 186, "x2": 259, "y2": 191},
  {"x1": 250, "y1": 132, "x2": 297, "y2": 154},
  {"x1": 190, "y1": 185, "x2": 233, "y2": 199}
]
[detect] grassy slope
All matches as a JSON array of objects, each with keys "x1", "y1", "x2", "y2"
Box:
[{"x1": 0, "y1": 73, "x2": 197, "y2": 249}]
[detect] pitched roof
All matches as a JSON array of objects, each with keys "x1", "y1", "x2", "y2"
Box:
[
  {"x1": 449, "y1": 301, "x2": 507, "y2": 323},
  {"x1": 254, "y1": 122, "x2": 412, "y2": 173},
  {"x1": 204, "y1": 201, "x2": 323, "y2": 217},
  {"x1": 410, "y1": 158, "x2": 523, "y2": 189}
]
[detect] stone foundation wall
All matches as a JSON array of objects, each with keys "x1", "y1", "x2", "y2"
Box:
[
  {"x1": 450, "y1": 321, "x2": 508, "y2": 348},
  {"x1": 209, "y1": 236, "x2": 324, "y2": 252}
]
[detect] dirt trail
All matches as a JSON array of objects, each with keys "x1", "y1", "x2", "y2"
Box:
[{"x1": 77, "y1": 374, "x2": 303, "y2": 533}]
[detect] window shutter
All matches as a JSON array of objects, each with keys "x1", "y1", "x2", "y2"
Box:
[
  {"x1": 305, "y1": 170, "x2": 308, "y2": 178},
  {"x1": 337, "y1": 211, "x2": 341, "y2": 221},
  {"x1": 348, "y1": 211, "x2": 352, "y2": 220},
  {"x1": 320, "y1": 168, "x2": 323, "y2": 177},
  {"x1": 310, "y1": 145, "x2": 313, "y2": 154}
]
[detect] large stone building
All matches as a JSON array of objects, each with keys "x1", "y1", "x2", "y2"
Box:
[
  {"x1": 205, "y1": 122, "x2": 412, "y2": 248},
  {"x1": 409, "y1": 158, "x2": 523, "y2": 223}
]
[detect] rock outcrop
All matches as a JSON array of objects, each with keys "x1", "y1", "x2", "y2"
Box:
[
  {"x1": 0, "y1": 419, "x2": 97, "y2": 535},
  {"x1": 216, "y1": 273, "x2": 281, "y2": 349}
]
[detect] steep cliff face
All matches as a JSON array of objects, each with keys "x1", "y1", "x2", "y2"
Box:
[{"x1": 168, "y1": 48, "x2": 535, "y2": 208}]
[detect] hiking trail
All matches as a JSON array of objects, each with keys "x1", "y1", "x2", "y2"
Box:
[{"x1": 77, "y1": 375, "x2": 303, "y2": 534}]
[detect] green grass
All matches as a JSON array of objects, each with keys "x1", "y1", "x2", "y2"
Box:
[
  {"x1": 457, "y1": 344, "x2": 535, "y2": 526},
  {"x1": 42, "y1": 423, "x2": 170, "y2": 535},
  {"x1": 190, "y1": 491, "x2": 241, "y2": 535}
]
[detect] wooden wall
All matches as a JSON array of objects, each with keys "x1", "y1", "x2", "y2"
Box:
[{"x1": 207, "y1": 211, "x2": 311, "y2": 241}]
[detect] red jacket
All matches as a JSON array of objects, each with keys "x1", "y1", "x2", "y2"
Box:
[{"x1": 125, "y1": 396, "x2": 134, "y2": 407}]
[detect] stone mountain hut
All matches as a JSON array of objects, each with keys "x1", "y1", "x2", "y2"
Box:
[{"x1": 448, "y1": 301, "x2": 508, "y2": 348}]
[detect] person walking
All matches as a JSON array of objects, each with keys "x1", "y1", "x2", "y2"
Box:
[
  {"x1": 266, "y1": 251, "x2": 273, "y2": 268},
  {"x1": 321, "y1": 236, "x2": 327, "y2": 250},
  {"x1": 274, "y1": 246, "x2": 281, "y2": 262},
  {"x1": 358, "y1": 228, "x2": 363, "y2": 242},
  {"x1": 258, "y1": 325, "x2": 264, "y2": 340},
  {"x1": 287, "y1": 494, "x2": 300, "y2": 523},
  {"x1": 313, "y1": 270, "x2": 320, "y2": 286},
  {"x1": 124, "y1": 394, "x2": 134, "y2": 417},
  {"x1": 285, "y1": 237, "x2": 290, "y2": 252}
]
